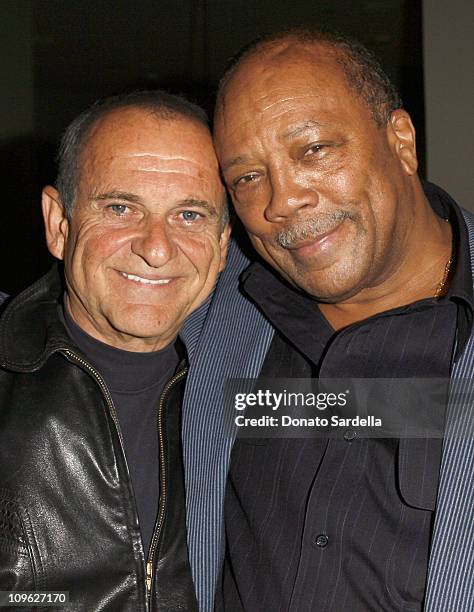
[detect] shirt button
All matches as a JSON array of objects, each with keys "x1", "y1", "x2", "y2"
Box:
[
  {"x1": 344, "y1": 429, "x2": 357, "y2": 442},
  {"x1": 315, "y1": 534, "x2": 329, "y2": 548}
]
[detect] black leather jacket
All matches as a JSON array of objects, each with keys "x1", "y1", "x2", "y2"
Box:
[{"x1": 0, "y1": 268, "x2": 198, "y2": 611}]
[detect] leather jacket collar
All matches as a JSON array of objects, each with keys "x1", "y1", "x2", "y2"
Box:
[{"x1": 0, "y1": 266, "x2": 74, "y2": 372}]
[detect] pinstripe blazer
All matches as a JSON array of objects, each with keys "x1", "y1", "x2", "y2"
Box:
[{"x1": 182, "y1": 212, "x2": 474, "y2": 612}]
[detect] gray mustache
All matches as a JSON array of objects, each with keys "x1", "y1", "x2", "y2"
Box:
[{"x1": 276, "y1": 210, "x2": 353, "y2": 248}]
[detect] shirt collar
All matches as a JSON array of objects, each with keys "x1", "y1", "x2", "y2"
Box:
[{"x1": 422, "y1": 181, "x2": 472, "y2": 304}]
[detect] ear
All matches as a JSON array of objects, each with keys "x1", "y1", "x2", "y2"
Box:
[
  {"x1": 41, "y1": 186, "x2": 69, "y2": 260},
  {"x1": 387, "y1": 109, "x2": 418, "y2": 175},
  {"x1": 218, "y1": 223, "x2": 232, "y2": 272}
]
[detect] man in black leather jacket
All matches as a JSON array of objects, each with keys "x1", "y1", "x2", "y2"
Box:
[{"x1": 0, "y1": 91, "x2": 230, "y2": 611}]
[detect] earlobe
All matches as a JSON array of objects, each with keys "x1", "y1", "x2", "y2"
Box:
[
  {"x1": 388, "y1": 110, "x2": 418, "y2": 175},
  {"x1": 41, "y1": 186, "x2": 69, "y2": 260},
  {"x1": 218, "y1": 224, "x2": 232, "y2": 272}
]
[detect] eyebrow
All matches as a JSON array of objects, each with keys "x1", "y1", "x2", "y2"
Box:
[
  {"x1": 221, "y1": 155, "x2": 251, "y2": 172},
  {"x1": 180, "y1": 198, "x2": 218, "y2": 217},
  {"x1": 282, "y1": 120, "x2": 325, "y2": 140},
  {"x1": 93, "y1": 190, "x2": 143, "y2": 204}
]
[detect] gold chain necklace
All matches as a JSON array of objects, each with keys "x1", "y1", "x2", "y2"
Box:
[
  {"x1": 434, "y1": 256, "x2": 453, "y2": 298},
  {"x1": 434, "y1": 219, "x2": 453, "y2": 299}
]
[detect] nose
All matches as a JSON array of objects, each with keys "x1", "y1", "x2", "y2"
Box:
[
  {"x1": 264, "y1": 168, "x2": 319, "y2": 223},
  {"x1": 130, "y1": 215, "x2": 176, "y2": 268}
]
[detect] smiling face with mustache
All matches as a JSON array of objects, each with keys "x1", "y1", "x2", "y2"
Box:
[{"x1": 215, "y1": 43, "x2": 421, "y2": 304}]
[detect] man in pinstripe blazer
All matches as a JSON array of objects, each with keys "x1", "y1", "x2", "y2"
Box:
[{"x1": 182, "y1": 29, "x2": 472, "y2": 612}]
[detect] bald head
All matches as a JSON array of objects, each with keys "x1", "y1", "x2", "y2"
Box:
[{"x1": 216, "y1": 29, "x2": 402, "y2": 128}]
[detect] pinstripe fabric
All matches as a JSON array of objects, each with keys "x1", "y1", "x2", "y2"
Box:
[
  {"x1": 181, "y1": 240, "x2": 274, "y2": 612},
  {"x1": 425, "y1": 210, "x2": 474, "y2": 612},
  {"x1": 180, "y1": 293, "x2": 213, "y2": 361}
]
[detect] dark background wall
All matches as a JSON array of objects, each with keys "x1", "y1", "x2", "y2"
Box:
[
  {"x1": 1, "y1": 0, "x2": 424, "y2": 295},
  {"x1": 423, "y1": 0, "x2": 474, "y2": 212}
]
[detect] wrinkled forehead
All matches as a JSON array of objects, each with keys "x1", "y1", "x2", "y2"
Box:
[
  {"x1": 217, "y1": 42, "x2": 347, "y2": 120},
  {"x1": 73, "y1": 109, "x2": 225, "y2": 205},
  {"x1": 83, "y1": 108, "x2": 218, "y2": 169}
]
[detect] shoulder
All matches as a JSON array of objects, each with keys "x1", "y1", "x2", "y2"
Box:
[
  {"x1": 221, "y1": 238, "x2": 253, "y2": 281},
  {"x1": 461, "y1": 207, "x2": 474, "y2": 227},
  {"x1": 0, "y1": 292, "x2": 9, "y2": 311},
  {"x1": 460, "y1": 208, "x2": 474, "y2": 261},
  {"x1": 210, "y1": 238, "x2": 253, "y2": 299}
]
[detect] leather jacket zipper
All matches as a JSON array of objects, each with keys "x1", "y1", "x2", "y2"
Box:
[
  {"x1": 145, "y1": 367, "x2": 187, "y2": 608},
  {"x1": 62, "y1": 349, "x2": 126, "y2": 447},
  {"x1": 61, "y1": 349, "x2": 148, "y2": 607}
]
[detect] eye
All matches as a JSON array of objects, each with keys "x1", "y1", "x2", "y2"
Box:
[
  {"x1": 179, "y1": 210, "x2": 202, "y2": 222},
  {"x1": 303, "y1": 143, "x2": 327, "y2": 157},
  {"x1": 233, "y1": 172, "x2": 260, "y2": 188},
  {"x1": 107, "y1": 203, "x2": 130, "y2": 216}
]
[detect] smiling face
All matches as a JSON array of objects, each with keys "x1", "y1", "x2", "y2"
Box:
[
  {"x1": 215, "y1": 43, "x2": 417, "y2": 303},
  {"x1": 43, "y1": 107, "x2": 229, "y2": 351}
]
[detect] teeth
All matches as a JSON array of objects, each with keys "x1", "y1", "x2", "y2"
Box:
[{"x1": 121, "y1": 272, "x2": 170, "y2": 285}]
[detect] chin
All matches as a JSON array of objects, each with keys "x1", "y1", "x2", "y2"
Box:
[
  {"x1": 291, "y1": 272, "x2": 366, "y2": 303},
  {"x1": 114, "y1": 325, "x2": 175, "y2": 351},
  {"x1": 108, "y1": 310, "x2": 176, "y2": 342}
]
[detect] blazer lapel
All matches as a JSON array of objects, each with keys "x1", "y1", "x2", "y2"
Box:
[{"x1": 181, "y1": 240, "x2": 274, "y2": 612}]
